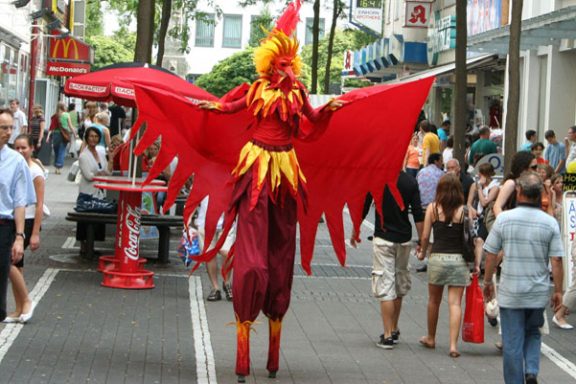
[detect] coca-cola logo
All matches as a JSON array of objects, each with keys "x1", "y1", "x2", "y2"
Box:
[{"x1": 124, "y1": 205, "x2": 142, "y2": 260}]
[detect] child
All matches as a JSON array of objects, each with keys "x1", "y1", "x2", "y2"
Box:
[{"x1": 531, "y1": 142, "x2": 549, "y2": 165}]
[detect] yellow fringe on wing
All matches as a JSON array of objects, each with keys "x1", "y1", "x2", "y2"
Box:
[{"x1": 232, "y1": 141, "x2": 306, "y2": 196}]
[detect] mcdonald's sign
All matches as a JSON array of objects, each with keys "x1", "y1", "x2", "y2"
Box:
[{"x1": 49, "y1": 35, "x2": 92, "y2": 63}]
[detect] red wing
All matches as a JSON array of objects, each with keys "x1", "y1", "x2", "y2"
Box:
[
  {"x1": 130, "y1": 83, "x2": 252, "y2": 250},
  {"x1": 295, "y1": 77, "x2": 435, "y2": 274}
]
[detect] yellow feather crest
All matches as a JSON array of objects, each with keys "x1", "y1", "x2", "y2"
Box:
[{"x1": 254, "y1": 29, "x2": 301, "y2": 77}]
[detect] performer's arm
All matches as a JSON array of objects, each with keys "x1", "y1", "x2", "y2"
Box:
[
  {"x1": 198, "y1": 96, "x2": 247, "y2": 114},
  {"x1": 301, "y1": 95, "x2": 343, "y2": 123}
]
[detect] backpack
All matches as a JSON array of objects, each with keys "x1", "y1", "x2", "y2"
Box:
[{"x1": 462, "y1": 207, "x2": 476, "y2": 263}]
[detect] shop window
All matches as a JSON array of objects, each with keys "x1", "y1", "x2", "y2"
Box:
[
  {"x1": 195, "y1": 14, "x2": 215, "y2": 47},
  {"x1": 222, "y1": 15, "x2": 242, "y2": 48},
  {"x1": 305, "y1": 17, "x2": 325, "y2": 45}
]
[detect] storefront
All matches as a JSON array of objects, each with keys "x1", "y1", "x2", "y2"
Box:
[{"x1": 0, "y1": 26, "x2": 29, "y2": 108}]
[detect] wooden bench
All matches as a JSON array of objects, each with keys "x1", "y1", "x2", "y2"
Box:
[{"x1": 65, "y1": 211, "x2": 183, "y2": 263}]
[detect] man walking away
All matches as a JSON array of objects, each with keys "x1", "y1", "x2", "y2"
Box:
[
  {"x1": 483, "y1": 172, "x2": 564, "y2": 384},
  {"x1": 352, "y1": 171, "x2": 423, "y2": 349},
  {"x1": 0, "y1": 108, "x2": 36, "y2": 321}
]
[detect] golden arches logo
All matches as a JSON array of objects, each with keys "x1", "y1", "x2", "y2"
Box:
[{"x1": 52, "y1": 38, "x2": 79, "y2": 60}]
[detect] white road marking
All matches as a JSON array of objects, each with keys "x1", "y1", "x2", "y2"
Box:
[
  {"x1": 61, "y1": 236, "x2": 76, "y2": 249},
  {"x1": 189, "y1": 276, "x2": 217, "y2": 384},
  {"x1": 0, "y1": 268, "x2": 59, "y2": 363},
  {"x1": 541, "y1": 343, "x2": 576, "y2": 380}
]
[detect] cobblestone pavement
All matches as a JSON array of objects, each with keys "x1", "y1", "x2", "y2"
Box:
[{"x1": 0, "y1": 159, "x2": 575, "y2": 383}]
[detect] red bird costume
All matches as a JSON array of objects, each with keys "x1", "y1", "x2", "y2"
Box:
[{"x1": 127, "y1": 1, "x2": 433, "y2": 381}]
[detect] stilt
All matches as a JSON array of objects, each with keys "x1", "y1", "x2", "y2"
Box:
[
  {"x1": 236, "y1": 320, "x2": 252, "y2": 379},
  {"x1": 267, "y1": 318, "x2": 282, "y2": 377}
]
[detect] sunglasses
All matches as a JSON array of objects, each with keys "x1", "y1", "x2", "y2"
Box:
[{"x1": 530, "y1": 164, "x2": 538, "y2": 170}]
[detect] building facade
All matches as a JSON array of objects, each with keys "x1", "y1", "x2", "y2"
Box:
[{"x1": 186, "y1": 0, "x2": 342, "y2": 80}]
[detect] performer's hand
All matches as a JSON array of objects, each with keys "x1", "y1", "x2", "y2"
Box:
[
  {"x1": 198, "y1": 100, "x2": 219, "y2": 110},
  {"x1": 327, "y1": 99, "x2": 344, "y2": 110}
]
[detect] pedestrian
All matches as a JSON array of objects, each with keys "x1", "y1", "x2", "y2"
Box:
[
  {"x1": 483, "y1": 172, "x2": 564, "y2": 384},
  {"x1": 352, "y1": 171, "x2": 423, "y2": 349},
  {"x1": 520, "y1": 130, "x2": 537, "y2": 152},
  {"x1": 553, "y1": 240, "x2": 575, "y2": 330},
  {"x1": 0, "y1": 108, "x2": 36, "y2": 322},
  {"x1": 77, "y1": 127, "x2": 110, "y2": 256},
  {"x1": 468, "y1": 126, "x2": 497, "y2": 166},
  {"x1": 29, "y1": 104, "x2": 45, "y2": 155},
  {"x1": 404, "y1": 133, "x2": 420, "y2": 178},
  {"x1": 442, "y1": 135, "x2": 454, "y2": 165},
  {"x1": 3, "y1": 134, "x2": 46, "y2": 323},
  {"x1": 493, "y1": 151, "x2": 537, "y2": 217},
  {"x1": 531, "y1": 142, "x2": 548, "y2": 165},
  {"x1": 437, "y1": 120, "x2": 450, "y2": 150},
  {"x1": 417, "y1": 174, "x2": 479, "y2": 358},
  {"x1": 543, "y1": 130, "x2": 565, "y2": 174},
  {"x1": 420, "y1": 120, "x2": 440, "y2": 165},
  {"x1": 8, "y1": 99, "x2": 28, "y2": 147},
  {"x1": 80, "y1": 101, "x2": 99, "y2": 140},
  {"x1": 46, "y1": 102, "x2": 75, "y2": 175},
  {"x1": 108, "y1": 103, "x2": 126, "y2": 137},
  {"x1": 196, "y1": 197, "x2": 235, "y2": 302},
  {"x1": 416, "y1": 153, "x2": 445, "y2": 273},
  {"x1": 445, "y1": 158, "x2": 474, "y2": 204}
]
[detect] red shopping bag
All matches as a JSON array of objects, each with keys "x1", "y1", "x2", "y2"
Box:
[{"x1": 462, "y1": 274, "x2": 485, "y2": 343}]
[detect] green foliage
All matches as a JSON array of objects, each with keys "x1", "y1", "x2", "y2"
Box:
[
  {"x1": 249, "y1": 9, "x2": 274, "y2": 47},
  {"x1": 113, "y1": 26, "x2": 137, "y2": 54},
  {"x1": 342, "y1": 77, "x2": 372, "y2": 88},
  {"x1": 85, "y1": 35, "x2": 134, "y2": 69},
  {"x1": 194, "y1": 48, "x2": 257, "y2": 97},
  {"x1": 301, "y1": 28, "x2": 376, "y2": 91},
  {"x1": 85, "y1": 0, "x2": 103, "y2": 37}
]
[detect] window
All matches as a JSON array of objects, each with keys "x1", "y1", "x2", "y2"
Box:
[
  {"x1": 195, "y1": 14, "x2": 215, "y2": 47},
  {"x1": 305, "y1": 17, "x2": 325, "y2": 45},
  {"x1": 222, "y1": 15, "x2": 242, "y2": 48}
]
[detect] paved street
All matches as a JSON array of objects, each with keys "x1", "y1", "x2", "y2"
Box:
[{"x1": 1, "y1": 158, "x2": 576, "y2": 383}]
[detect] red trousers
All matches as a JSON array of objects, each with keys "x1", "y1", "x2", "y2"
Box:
[{"x1": 232, "y1": 174, "x2": 297, "y2": 323}]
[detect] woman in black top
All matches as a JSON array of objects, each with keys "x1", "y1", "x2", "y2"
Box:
[{"x1": 417, "y1": 174, "x2": 478, "y2": 358}]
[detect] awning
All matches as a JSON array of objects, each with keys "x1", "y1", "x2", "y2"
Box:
[
  {"x1": 391, "y1": 54, "x2": 500, "y2": 83},
  {"x1": 468, "y1": 5, "x2": 576, "y2": 54}
]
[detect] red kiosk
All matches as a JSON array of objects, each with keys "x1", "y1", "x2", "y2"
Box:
[{"x1": 94, "y1": 177, "x2": 167, "y2": 289}]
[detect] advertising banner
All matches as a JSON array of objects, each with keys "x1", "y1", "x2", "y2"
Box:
[
  {"x1": 350, "y1": 0, "x2": 383, "y2": 35},
  {"x1": 405, "y1": 2, "x2": 432, "y2": 28},
  {"x1": 563, "y1": 191, "x2": 576, "y2": 289},
  {"x1": 46, "y1": 61, "x2": 90, "y2": 76}
]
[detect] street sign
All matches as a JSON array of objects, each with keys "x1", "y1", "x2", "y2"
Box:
[{"x1": 350, "y1": 0, "x2": 383, "y2": 35}]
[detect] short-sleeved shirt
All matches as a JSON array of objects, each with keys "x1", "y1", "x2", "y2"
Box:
[
  {"x1": 9, "y1": 109, "x2": 28, "y2": 144},
  {"x1": 437, "y1": 128, "x2": 448, "y2": 142},
  {"x1": 29, "y1": 115, "x2": 45, "y2": 142},
  {"x1": 544, "y1": 142, "x2": 566, "y2": 173},
  {"x1": 422, "y1": 132, "x2": 440, "y2": 163},
  {"x1": 484, "y1": 205, "x2": 564, "y2": 309},
  {"x1": 0, "y1": 146, "x2": 36, "y2": 219},
  {"x1": 417, "y1": 164, "x2": 445, "y2": 208},
  {"x1": 468, "y1": 138, "x2": 497, "y2": 165},
  {"x1": 406, "y1": 145, "x2": 420, "y2": 169},
  {"x1": 25, "y1": 162, "x2": 46, "y2": 219}
]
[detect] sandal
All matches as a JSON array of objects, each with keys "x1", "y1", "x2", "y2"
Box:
[
  {"x1": 449, "y1": 351, "x2": 461, "y2": 358},
  {"x1": 419, "y1": 337, "x2": 435, "y2": 349}
]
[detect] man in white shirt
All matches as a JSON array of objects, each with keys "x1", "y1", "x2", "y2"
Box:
[{"x1": 8, "y1": 99, "x2": 28, "y2": 146}]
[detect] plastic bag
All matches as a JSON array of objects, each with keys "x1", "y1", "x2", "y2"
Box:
[
  {"x1": 74, "y1": 193, "x2": 117, "y2": 214},
  {"x1": 462, "y1": 274, "x2": 485, "y2": 343},
  {"x1": 68, "y1": 160, "x2": 80, "y2": 182}
]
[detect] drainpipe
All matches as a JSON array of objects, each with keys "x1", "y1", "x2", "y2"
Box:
[{"x1": 27, "y1": 19, "x2": 39, "y2": 120}]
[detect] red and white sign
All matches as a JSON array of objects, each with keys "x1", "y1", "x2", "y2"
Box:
[
  {"x1": 46, "y1": 61, "x2": 91, "y2": 76},
  {"x1": 405, "y1": 2, "x2": 432, "y2": 28},
  {"x1": 49, "y1": 34, "x2": 92, "y2": 63}
]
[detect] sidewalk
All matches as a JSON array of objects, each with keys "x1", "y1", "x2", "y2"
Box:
[{"x1": 0, "y1": 158, "x2": 575, "y2": 383}]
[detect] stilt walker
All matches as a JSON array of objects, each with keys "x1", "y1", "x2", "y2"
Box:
[{"x1": 127, "y1": 1, "x2": 434, "y2": 380}]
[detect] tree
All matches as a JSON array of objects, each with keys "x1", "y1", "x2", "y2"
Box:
[
  {"x1": 301, "y1": 29, "x2": 375, "y2": 92},
  {"x1": 249, "y1": 9, "x2": 274, "y2": 47},
  {"x1": 310, "y1": 0, "x2": 321, "y2": 94},
  {"x1": 453, "y1": 0, "x2": 467, "y2": 166},
  {"x1": 323, "y1": 0, "x2": 344, "y2": 93},
  {"x1": 194, "y1": 49, "x2": 258, "y2": 97},
  {"x1": 504, "y1": 0, "x2": 524, "y2": 174},
  {"x1": 134, "y1": 0, "x2": 155, "y2": 62},
  {"x1": 86, "y1": 35, "x2": 134, "y2": 69},
  {"x1": 156, "y1": 0, "x2": 173, "y2": 65},
  {"x1": 85, "y1": 0, "x2": 103, "y2": 37}
]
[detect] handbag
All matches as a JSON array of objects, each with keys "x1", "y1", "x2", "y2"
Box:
[
  {"x1": 74, "y1": 193, "x2": 117, "y2": 214},
  {"x1": 462, "y1": 207, "x2": 476, "y2": 263},
  {"x1": 483, "y1": 200, "x2": 496, "y2": 232},
  {"x1": 462, "y1": 274, "x2": 485, "y2": 343},
  {"x1": 60, "y1": 125, "x2": 71, "y2": 144}
]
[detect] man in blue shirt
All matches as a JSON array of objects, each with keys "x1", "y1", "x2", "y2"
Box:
[
  {"x1": 543, "y1": 130, "x2": 566, "y2": 173},
  {"x1": 483, "y1": 172, "x2": 564, "y2": 384},
  {"x1": 0, "y1": 108, "x2": 36, "y2": 322},
  {"x1": 520, "y1": 129, "x2": 537, "y2": 152}
]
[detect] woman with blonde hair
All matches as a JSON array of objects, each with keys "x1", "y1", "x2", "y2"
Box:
[
  {"x1": 418, "y1": 173, "x2": 479, "y2": 357},
  {"x1": 46, "y1": 101, "x2": 74, "y2": 174}
]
